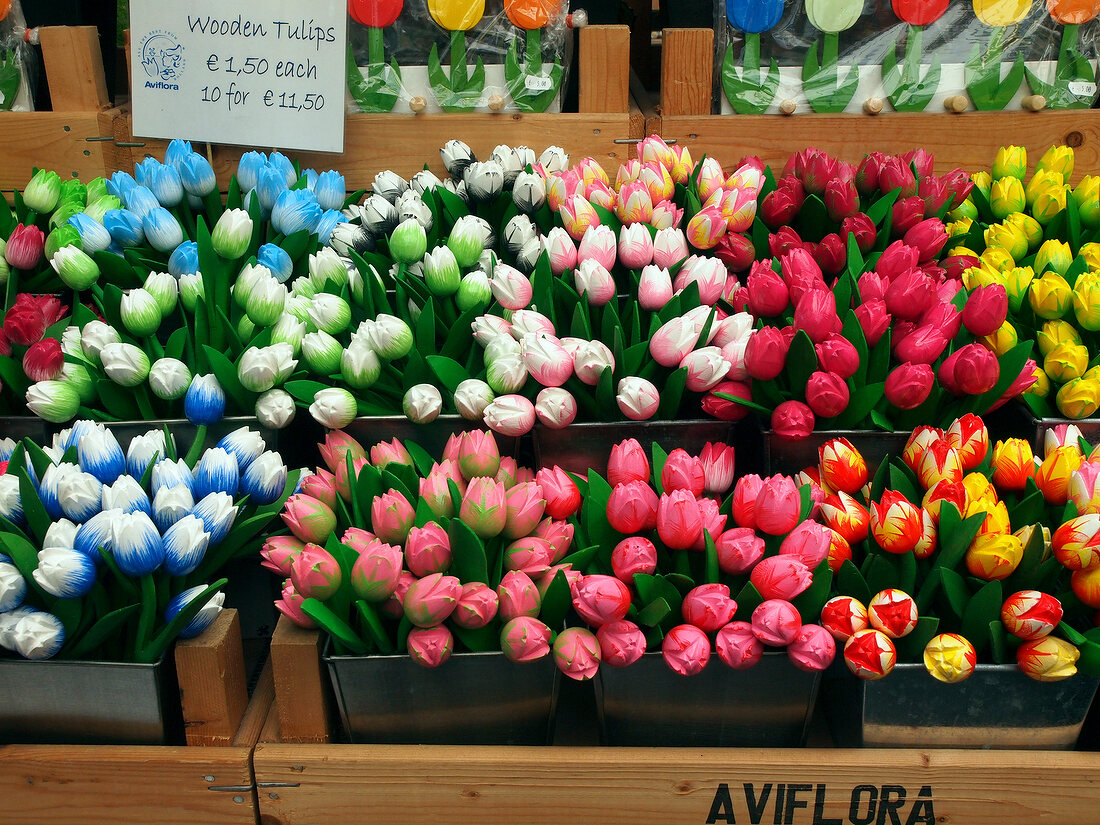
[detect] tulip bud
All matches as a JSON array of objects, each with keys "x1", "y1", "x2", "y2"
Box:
[
  {"x1": 210, "y1": 208, "x2": 253, "y2": 258},
  {"x1": 615, "y1": 376, "x2": 660, "y2": 421},
  {"x1": 500, "y1": 616, "x2": 553, "y2": 662},
  {"x1": 1017, "y1": 635, "x2": 1079, "y2": 682}
]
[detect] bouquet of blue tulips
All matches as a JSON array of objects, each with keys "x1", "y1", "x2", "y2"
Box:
[
  {"x1": 0, "y1": 140, "x2": 363, "y2": 428},
  {"x1": 0, "y1": 420, "x2": 300, "y2": 661}
]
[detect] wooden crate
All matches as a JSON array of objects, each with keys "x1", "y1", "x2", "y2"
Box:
[
  {"x1": 259, "y1": 616, "x2": 1100, "y2": 825},
  {"x1": 112, "y1": 26, "x2": 645, "y2": 190},
  {"x1": 652, "y1": 28, "x2": 1100, "y2": 180},
  {"x1": 0, "y1": 608, "x2": 266, "y2": 825},
  {"x1": 0, "y1": 26, "x2": 123, "y2": 189}
]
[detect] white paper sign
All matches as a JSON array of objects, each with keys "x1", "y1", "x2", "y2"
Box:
[{"x1": 130, "y1": 0, "x2": 346, "y2": 153}]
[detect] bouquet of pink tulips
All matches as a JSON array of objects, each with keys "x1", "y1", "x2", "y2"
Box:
[
  {"x1": 555, "y1": 437, "x2": 840, "y2": 679},
  {"x1": 265, "y1": 428, "x2": 609, "y2": 678}
]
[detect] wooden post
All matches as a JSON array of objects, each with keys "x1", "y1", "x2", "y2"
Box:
[
  {"x1": 270, "y1": 615, "x2": 332, "y2": 743},
  {"x1": 174, "y1": 608, "x2": 249, "y2": 747},
  {"x1": 39, "y1": 26, "x2": 110, "y2": 112},
  {"x1": 579, "y1": 25, "x2": 630, "y2": 114},
  {"x1": 660, "y1": 28, "x2": 714, "y2": 117}
]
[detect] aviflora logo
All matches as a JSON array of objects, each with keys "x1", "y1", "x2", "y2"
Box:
[{"x1": 705, "y1": 783, "x2": 935, "y2": 825}]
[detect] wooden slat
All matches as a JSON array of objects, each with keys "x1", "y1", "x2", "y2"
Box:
[
  {"x1": 175, "y1": 609, "x2": 249, "y2": 747},
  {"x1": 658, "y1": 110, "x2": 1100, "y2": 182},
  {"x1": 232, "y1": 659, "x2": 275, "y2": 748},
  {"x1": 2, "y1": 745, "x2": 255, "y2": 825},
  {"x1": 0, "y1": 110, "x2": 117, "y2": 189},
  {"x1": 270, "y1": 616, "x2": 332, "y2": 744},
  {"x1": 253, "y1": 744, "x2": 1100, "y2": 825},
  {"x1": 660, "y1": 28, "x2": 714, "y2": 117},
  {"x1": 116, "y1": 110, "x2": 638, "y2": 190},
  {"x1": 39, "y1": 26, "x2": 110, "y2": 112},
  {"x1": 578, "y1": 25, "x2": 630, "y2": 114}
]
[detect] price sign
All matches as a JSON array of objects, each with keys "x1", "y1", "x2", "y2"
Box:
[{"x1": 130, "y1": 0, "x2": 346, "y2": 153}]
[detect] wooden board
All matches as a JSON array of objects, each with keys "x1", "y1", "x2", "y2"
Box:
[
  {"x1": 1, "y1": 744, "x2": 256, "y2": 825},
  {"x1": 578, "y1": 26, "x2": 630, "y2": 115},
  {"x1": 270, "y1": 617, "x2": 332, "y2": 744},
  {"x1": 656, "y1": 111, "x2": 1100, "y2": 182},
  {"x1": 38, "y1": 26, "x2": 110, "y2": 112},
  {"x1": 661, "y1": 29, "x2": 715, "y2": 117},
  {"x1": 175, "y1": 608, "x2": 249, "y2": 747},
  {"x1": 0, "y1": 109, "x2": 120, "y2": 190},
  {"x1": 253, "y1": 744, "x2": 1100, "y2": 825},
  {"x1": 117, "y1": 109, "x2": 642, "y2": 191}
]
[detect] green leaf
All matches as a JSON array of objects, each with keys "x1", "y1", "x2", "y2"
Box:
[
  {"x1": 657, "y1": 367, "x2": 688, "y2": 420},
  {"x1": 791, "y1": 560, "x2": 834, "y2": 621},
  {"x1": 894, "y1": 616, "x2": 940, "y2": 664},
  {"x1": 837, "y1": 559, "x2": 872, "y2": 605},
  {"x1": 65, "y1": 604, "x2": 141, "y2": 660},
  {"x1": 355, "y1": 600, "x2": 395, "y2": 654},
  {"x1": 426, "y1": 355, "x2": 471, "y2": 394},
  {"x1": 733, "y1": 581, "x2": 764, "y2": 621},
  {"x1": 704, "y1": 531, "x2": 720, "y2": 585},
  {"x1": 451, "y1": 622, "x2": 500, "y2": 653},
  {"x1": 650, "y1": 443, "x2": 669, "y2": 494},
  {"x1": 448, "y1": 518, "x2": 489, "y2": 584},
  {"x1": 201, "y1": 345, "x2": 253, "y2": 414},
  {"x1": 539, "y1": 569, "x2": 572, "y2": 630},
  {"x1": 16, "y1": 468, "x2": 50, "y2": 544},
  {"x1": 637, "y1": 598, "x2": 672, "y2": 627},
  {"x1": 786, "y1": 330, "x2": 817, "y2": 394},
  {"x1": 961, "y1": 580, "x2": 1003, "y2": 655},
  {"x1": 300, "y1": 597, "x2": 369, "y2": 655},
  {"x1": 939, "y1": 567, "x2": 970, "y2": 618}
]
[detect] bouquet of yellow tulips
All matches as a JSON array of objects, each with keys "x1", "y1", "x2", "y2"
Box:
[{"x1": 945, "y1": 145, "x2": 1100, "y2": 419}]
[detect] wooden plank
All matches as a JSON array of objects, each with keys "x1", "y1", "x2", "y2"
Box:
[
  {"x1": 115, "y1": 110, "x2": 638, "y2": 189},
  {"x1": 2, "y1": 744, "x2": 255, "y2": 825},
  {"x1": 660, "y1": 28, "x2": 714, "y2": 117},
  {"x1": 270, "y1": 616, "x2": 332, "y2": 744},
  {"x1": 658, "y1": 110, "x2": 1100, "y2": 182},
  {"x1": 0, "y1": 111, "x2": 115, "y2": 189},
  {"x1": 233, "y1": 660, "x2": 275, "y2": 749},
  {"x1": 253, "y1": 745, "x2": 1100, "y2": 825},
  {"x1": 39, "y1": 26, "x2": 110, "y2": 112},
  {"x1": 578, "y1": 26, "x2": 630, "y2": 114},
  {"x1": 175, "y1": 608, "x2": 249, "y2": 747}
]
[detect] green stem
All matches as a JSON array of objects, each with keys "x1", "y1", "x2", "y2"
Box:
[
  {"x1": 368, "y1": 26, "x2": 385, "y2": 67},
  {"x1": 903, "y1": 24, "x2": 923, "y2": 88},
  {"x1": 823, "y1": 31, "x2": 839, "y2": 69},
  {"x1": 451, "y1": 30, "x2": 468, "y2": 89},
  {"x1": 986, "y1": 26, "x2": 1006, "y2": 64},
  {"x1": 745, "y1": 32, "x2": 761, "y2": 76},
  {"x1": 134, "y1": 573, "x2": 157, "y2": 660},
  {"x1": 1058, "y1": 23, "x2": 1079, "y2": 75},
  {"x1": 183, "y1": 424, "x2": 208, "y2": 469},
  {"x1": 525, "y1": 28, "x2": 542, "y2": 73}
]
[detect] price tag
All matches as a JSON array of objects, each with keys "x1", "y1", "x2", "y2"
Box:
[
  {"x1": 130, "y1": 0, "x2": 346, "y2": 153},
  {"x1": 525, "y1": 75, "x2": 554, "y2": 92},
  {"x1": 1068, "y1": 81, "x2": 1097, "y2": 98}
]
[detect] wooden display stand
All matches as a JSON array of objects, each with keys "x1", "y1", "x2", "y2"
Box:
[
  {"x1": 256, "y1": 615, "x2": 1100, "y2": 825},
  {"x1": 651, "y1": 28, "x2": 1100, "y2": 181},
  {"x1": 0, "y1": 26, "x2": 122, "y2": 190},
  {"x1": 113, "y1": 26, "x2": 646, "y2": 191},
  {"x1": 0, "y1": 609, "x2": 267, "y2": 825}
]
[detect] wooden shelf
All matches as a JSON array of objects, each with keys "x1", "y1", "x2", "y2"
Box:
[{"x1": 251, "y1": 742, "x2": 1100, "y2": 825}]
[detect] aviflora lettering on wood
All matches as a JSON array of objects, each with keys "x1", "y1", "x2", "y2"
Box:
[{"x1": 705, "y1": 783, "x2": 935, "y2": 825}]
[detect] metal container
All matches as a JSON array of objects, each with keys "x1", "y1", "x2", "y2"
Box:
[
  {"x1": 825, "y1": 663, "x2": 1100, "y2": 749},
  {"x1": 342, "y1": 416, "x2": 519, "y2": 461},
  {"x1": 596, "y1": 651, "x2": 821, "y2": 747},
  {"x1": 534, "y1": 419, "x2": 751, "y2": 477},
  {"x1": 325, "y1": 649, "x2": 559, "y2": 744},
  {"x1": 762, "y1": 427, "x2": 910, "y2": 477},
  {"x1": 0, "y1": 416, "x2": 50, "y2": 444},
  {"x1": 0, "y1": 654, "x2": 182, "y2": 745}
]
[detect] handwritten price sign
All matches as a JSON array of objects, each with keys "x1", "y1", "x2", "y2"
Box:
[{"x1": 131, "y1": 0, "x2": 346, "y2": 153}]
